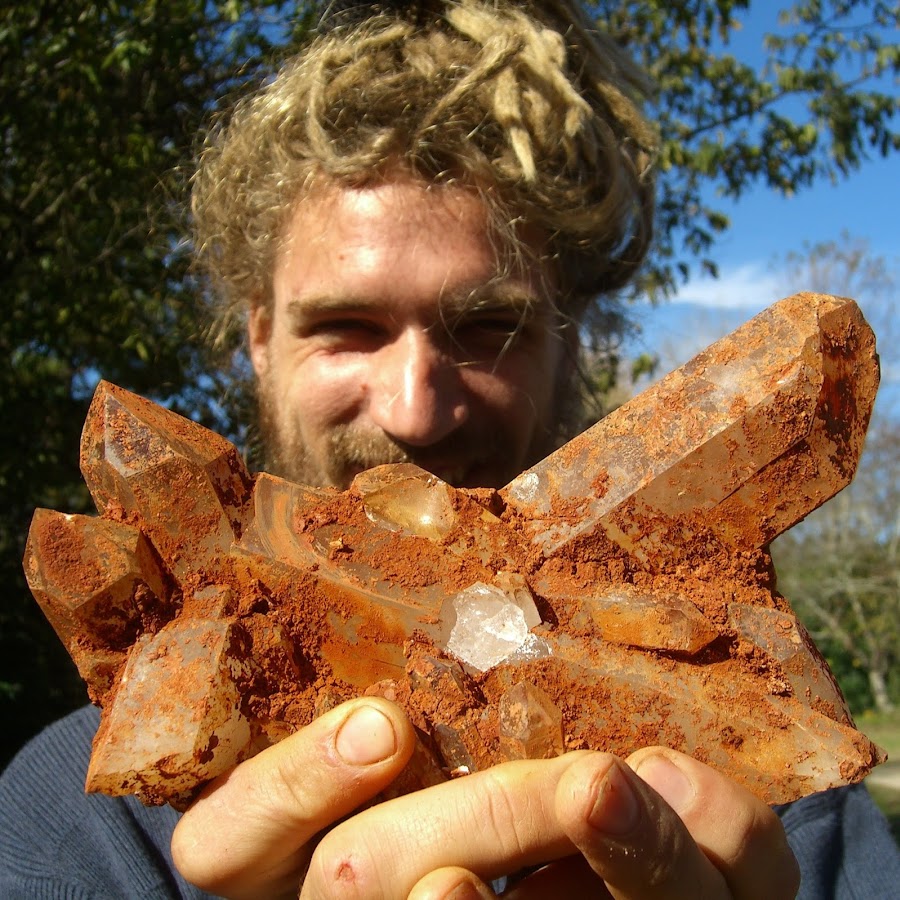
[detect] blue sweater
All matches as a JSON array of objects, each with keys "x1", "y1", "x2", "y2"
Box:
[{"x1": 2, "y1": 706, "x2": 898, "y2": 898}]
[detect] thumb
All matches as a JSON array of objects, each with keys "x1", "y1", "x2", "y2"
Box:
[{"x1": 172, "y1": 697, "x2": 415, "y2": 899}]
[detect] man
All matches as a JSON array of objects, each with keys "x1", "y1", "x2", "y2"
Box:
[{"x1": 1, "y1": 1, "x2": 897, "y2": 897}]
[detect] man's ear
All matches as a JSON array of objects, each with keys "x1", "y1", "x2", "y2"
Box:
[{"x1": 248, "y1": 305, "x2": 272, "y2": 378}]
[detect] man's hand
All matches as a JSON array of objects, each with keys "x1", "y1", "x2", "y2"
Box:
[
  {"x1": 172, "y1": 699, "x2": 800, "y2": 899},
  {"x1": 172, "y1": 697, "x2": 417, "y2": 899}
]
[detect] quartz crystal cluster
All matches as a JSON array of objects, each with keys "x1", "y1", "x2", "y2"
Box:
[{"x1": 24, "y1": 293, "x2": 885, "y2": 808}]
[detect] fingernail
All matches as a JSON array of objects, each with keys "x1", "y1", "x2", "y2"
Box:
[
  {"x1": 588, "y1": 760, "x2": 640, "y2": 835},
  {"x1": 634, "y1": 754, "x2": 694, "y2": 814},
  {"x1": 335, "y1": 704, "x2": 397, "y2": 766},
  {"x1": 445, "y1": 879, "x2": 486, "y2": 900}
]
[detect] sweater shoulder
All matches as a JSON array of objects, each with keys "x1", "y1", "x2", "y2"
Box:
[
  {"x1": 0, "y1": 706, "x2": 209, "y2": 899},
  {"x1": 778, "y1": 784, "x2": 900, "y2": 899}
]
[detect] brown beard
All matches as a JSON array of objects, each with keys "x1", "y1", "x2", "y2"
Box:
[
  {"x1": 254, "y1": 359, "x2": 582, "y2": 491},
  {"x1": 258, "y1": 389, "x2": 525, "y2": 489}
]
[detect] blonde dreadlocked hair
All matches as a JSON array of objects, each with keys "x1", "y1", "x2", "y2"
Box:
[{"x1": 192, "y1": 0, "x2": 657, "y2": 335}]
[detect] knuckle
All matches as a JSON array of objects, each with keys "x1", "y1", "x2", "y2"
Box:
[
  {"x1": 474, "y1": 766, "x2": 533, "y2": 857},
  {"x1": 260, "y1": 746, "x2": 321, "y2": 822}
]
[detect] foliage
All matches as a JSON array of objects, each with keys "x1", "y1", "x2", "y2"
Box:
[
  {"x1": 1, "y1": 1, "x2": 898, "y2": 765},
  {"x1": 771, "y1": 237, "x2": 899, "y2": 714},
  {"x1": 593, "y1": 0, "x2": 900, "y2": 296},
  {"x1": 0, "y1": 0, "x2": 307, "y2": 767}
]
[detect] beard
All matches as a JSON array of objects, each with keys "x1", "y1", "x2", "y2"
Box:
[
  {"x1": 254, "y1": 360, "x2": 582, "y2": 491},
  {"x1": 255, "y1": 388, "x2": 580, "y2": 493}
]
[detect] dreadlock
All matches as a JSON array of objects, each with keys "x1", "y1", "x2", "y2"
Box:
[{"x1": 192, "y1": 0, "x2": 657, "y2": 337}]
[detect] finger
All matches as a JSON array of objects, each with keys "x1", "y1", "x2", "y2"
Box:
[
  {"x1": 408, "y1": 866, "x2": 497, "y2": 900},
  {"x1": 301, "y1": 753, "x2": 592, "y2": 898},
  {"x1": 555, "y1": 752, "x2": 730, "y2": 899},
  {"x1": 171, "y1": 698, "x2": 415, "y2": 900},
  {"x1": 628, "y1": 748, "x2": 800, "y2": 900}
]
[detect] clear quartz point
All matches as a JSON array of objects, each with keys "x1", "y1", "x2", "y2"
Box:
[
  {"x1": 443, "y1": 581, "x2": 550, "y2": 672},
  {"x1": 80, "y1": 380, "x2": 253, "y2": 580},
  {"x1": 566, "y1": 583, "x2": 720, "y2": 655},
  {"x1": 23, "y1": 510, "x2": 170, "y2": 697},
  {"x1": 86, "y1": 618, "x2": 253, "y2": 800},
  {"x1": 499, "y1": 681, "x2": 565, "y2": 760},
  {"x1": 353, "y1": 463, "x2": 457, "y2": 540},
  {"x1": 502, "y1": 294, "x2": 880, "y2": 566},
  {"x1": 728, "y1": 602, "x2": 852, "y2": 724}
]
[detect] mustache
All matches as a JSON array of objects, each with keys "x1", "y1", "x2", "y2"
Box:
[{"x1": 325, "y1": 425, "x2": 503, "y2": 482}]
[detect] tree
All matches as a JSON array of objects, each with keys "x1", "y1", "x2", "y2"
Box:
[
  {"x1": 594, "y1": 0, "x2": 900, "y2": 295},
  {"x1": 2, "y1": 1, "x2": 898, "y2": 764},
  {"x1": 0, "y1": 0, "x2": 308, "y2": 766},
  {"x1": 771, "y1": 237, "x2": 899, "y2": 713}
]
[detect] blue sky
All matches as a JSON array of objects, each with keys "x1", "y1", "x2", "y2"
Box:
[
  {"x1": 630, "y1": 150, "x2": 898, "y2": 369},
  {"x1": 627, "y1": 3, "x2": 899, "y2": 383}
]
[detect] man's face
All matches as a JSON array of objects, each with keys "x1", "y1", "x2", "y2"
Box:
[{"x1": 248, "y1": 178, "x2": 571, "y2": 490}]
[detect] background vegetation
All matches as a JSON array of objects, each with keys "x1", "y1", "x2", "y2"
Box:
[{"x1": 2, "y1": 0, "x2": 898, "y2": 768}]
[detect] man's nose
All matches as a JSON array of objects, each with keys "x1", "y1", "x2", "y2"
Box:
[{"x1": 367, "y1": 328, "x2": 469, "y2": 446}]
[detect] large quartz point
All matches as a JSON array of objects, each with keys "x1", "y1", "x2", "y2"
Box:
[
  {"x1": 502, "y1": 293, "x2": 878, "y2": 565},
  {"x1": 80, "y1": 382, "x2": 253, "y2": 580},
  {"x1": 24, "y1": 293, "x2": 885, "y2": 808},
  {"x1": 85, "y1": 618, "x2": 254, "y2": 805}
]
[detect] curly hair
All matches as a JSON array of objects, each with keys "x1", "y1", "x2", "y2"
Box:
[{"x1": 192, "y1": 0, "x2": 657, "y2": 338}]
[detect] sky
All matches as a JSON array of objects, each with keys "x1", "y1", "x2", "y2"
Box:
[
  {"x1": 626, "y1": 5, "x2": 899, "y2": 381},
  {"x1": 628, "y1": 151, "x2": 899, "y2": 371}
]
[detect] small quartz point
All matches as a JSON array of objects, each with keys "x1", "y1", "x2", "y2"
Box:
[
  {"x1": 502, "y1": 294, "x2": 879, "y2": 566},
  {"x1": 728, "y1": 602, "x2": 852, "y2": 725},
  {"x1": 407, "y1": 653, "x2": 492, "y2": 772},
  {"x1": 353, "y1": 464, "x2": 457, "y2": 540},
  {"x1": 444, "y1": 581, "x2": 550, "y2": 672},
  {"x1": 562, "y1": 583, "x2": 720, "y2": 655},
  {"x1": 499, "y1": 681, "x2": 565, "y2": 760},
  {"x1": 86, "y1": 618, "x2": 253, "y2": 802},
  {"x1": 23, "y1": 510, "x2": 169, "y2": 697},
  {"x1": 380, "y1": 736, "x2": 449, "y2": 799},
  {"x1": 408, "y1": 654, "x2": 480, "y2": 710}
]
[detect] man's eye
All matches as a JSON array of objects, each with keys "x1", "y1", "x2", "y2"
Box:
[
  {"x1": 306, "y1": 319, "x2": 386, "y2": 348},
  {"x1": 453, "y1": 316, "x2": 523, "y2": 352}
]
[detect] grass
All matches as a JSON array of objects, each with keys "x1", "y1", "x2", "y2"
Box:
[
  {"x1": 857, "y1": 708, "x2": 900, "y2": 758},
  {"x1": 857, "y1": 708, "x2": 900, "y2": 845}
]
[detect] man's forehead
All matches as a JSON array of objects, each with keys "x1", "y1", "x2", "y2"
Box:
[{"x1": 273, "y1": 175, "x2": 557, "y2": 314}]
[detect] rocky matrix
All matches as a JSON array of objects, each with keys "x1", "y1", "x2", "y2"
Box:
[{"x1": 24, "y1": 293, "x2": 885, "y2": 809}]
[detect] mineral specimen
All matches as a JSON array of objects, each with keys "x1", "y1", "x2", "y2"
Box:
[{"x1": 23, "y1": 293, "x2": 885, "y2": 808}]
